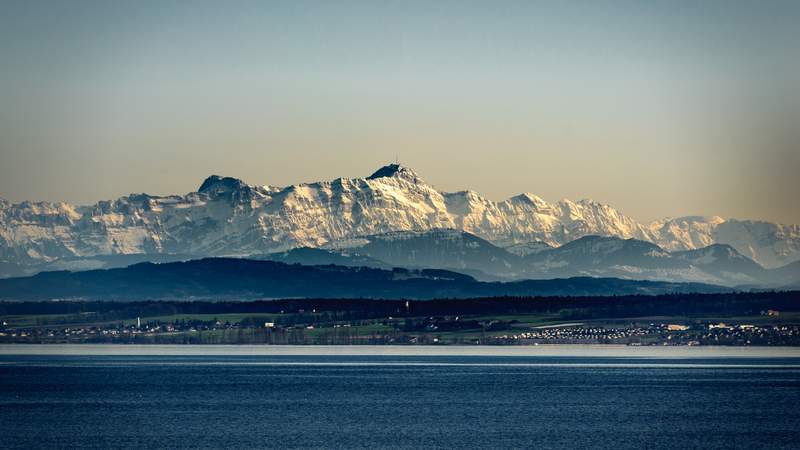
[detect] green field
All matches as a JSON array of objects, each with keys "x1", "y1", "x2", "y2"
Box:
[
  {"x1": 120, "y1": 313, "x2": 286, "y2": 326},
  {"x1": 1, "y1": 312, "x2": 100, "y2": 327}
]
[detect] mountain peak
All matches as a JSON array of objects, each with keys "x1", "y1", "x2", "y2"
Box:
[
  {"x1": 366, "y1": 164, "x2": 421, "y2": 182},
  {"x1": 510, "y1": 193, "x2": 548, "y2": 207},
  {"x1": 198, "y1": 175, "x2": 247, "y2": 194}
]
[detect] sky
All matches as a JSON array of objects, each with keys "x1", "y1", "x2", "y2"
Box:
[{"x1": 0, "y1": 0, "x2": 798, "y2": 224}]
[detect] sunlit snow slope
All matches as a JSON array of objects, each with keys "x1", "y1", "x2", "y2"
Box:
[{"x1": 1, "y1": 164, "x2": 798, "y2": 269}]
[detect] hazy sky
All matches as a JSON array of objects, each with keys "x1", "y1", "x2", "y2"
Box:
[{"x1": 1, "y1": 0, "x2": 798, "y2": 223}]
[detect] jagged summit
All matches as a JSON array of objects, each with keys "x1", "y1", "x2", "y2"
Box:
[
  {"x1": 509, "y1": 193, "x2": 548, "y2": 207},
  {"x1": 366, "y1": 164, "x2": 421, "y2": 182},
  {"x1": 198, "y1": 175, "x2": 247, "y2": 194}
]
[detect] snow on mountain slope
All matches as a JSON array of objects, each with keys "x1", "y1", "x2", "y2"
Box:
[
  {"x1": 524, "y1": 235, "x2": 688, "y2": 279},
  {"x1": 0, "y1": 163, "x2": 798, "y2": 269},
  {"x1": 504, "y1": 240, "x2": 553, "y2": 257},
  {"x1": 710, "y1": 220, "x2": 800, "y2": 269},
  {"x1": 649, "y1": 216, "x2": 800, "y2": 268},
  {"x1": 311, "y1": 230, "x2": 796, "y2": 287},
  {"x1": 518, "y1": 236, "x2": 780, "y2": 286},
  {"x1": 670, "y1": 244, "x2": 766, "y2": 285},
  {"x1": 648, "y1": 216, "x2": 725, "y2": 251}
]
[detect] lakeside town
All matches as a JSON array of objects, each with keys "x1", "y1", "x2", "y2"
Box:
[{"x1": 2, "y1": 310, "x2": 799, "y2": 346}]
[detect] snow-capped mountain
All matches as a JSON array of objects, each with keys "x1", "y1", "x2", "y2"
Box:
[
  {"x1": 648, "y1": 216, "x2": 800, "y2": 269},
  {"x1": 0, "y1": 163, "x2": 798, "y2": 271}
]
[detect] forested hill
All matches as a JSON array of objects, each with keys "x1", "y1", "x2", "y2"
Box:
[{"x1": 0, "y1": 258, "x2": 728, "y2": 301}]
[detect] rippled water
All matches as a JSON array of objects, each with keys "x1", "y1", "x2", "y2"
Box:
[{"x1": 1, "y1": 347, "x2": 799, "y2": 449}]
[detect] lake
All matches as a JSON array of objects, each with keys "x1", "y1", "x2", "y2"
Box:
[{"x1": 1, "y1": 345, "x2": 799, "y2": 449}]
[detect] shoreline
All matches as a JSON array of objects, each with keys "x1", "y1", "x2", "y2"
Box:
[{"x1": 2, "y1": 344, "x2": 800, "y2": 358}]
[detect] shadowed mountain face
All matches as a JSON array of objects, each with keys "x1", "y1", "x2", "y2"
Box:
[
  {"x1": 294, "y1": 230, "x2": 800, "y2": 288},
  {"x1": 521, "y1": 236, "x2": 788, "y2": 286},
  {"x1": 256, "y1": 247, "x2": 390, "y2": 269},
  {"x1": 525, "y1": 236, "x2": 682, "y2": 272},
  {"x1": 324, "y1": 229, "x2": 523, "y2": 281},
  {"x1": 0, "y1": 254, "x2": 197, "y2": 279},
  {"x1": 2, "y1": 228, "x2": 797, "y2": 288},
  {"x1": 671, "y1": 245, "x2": 767, "y2": 282},
  {"x1": 504, "y1": 241, "x2": 553, "y2": 257},
  {"x1": 0, "y1": 165, "x2": 798, "y2": 272},
  {"x1": 0, "y1": 258, "x2": 729, "y2": 301}
]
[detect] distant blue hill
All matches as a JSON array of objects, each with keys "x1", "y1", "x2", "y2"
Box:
[{"x1": 0, "y1": 258, "x2": 729, "y2": 301}]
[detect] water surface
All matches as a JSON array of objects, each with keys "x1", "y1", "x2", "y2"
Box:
[{"x1": 1, "y1": 346, "x2": 799, "y2": 449}]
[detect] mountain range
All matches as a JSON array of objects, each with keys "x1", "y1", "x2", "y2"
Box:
[
  {"x1": 261, "y1": 230, "x2": 800, "y2": 288},
  {"x1": 1, "y1": 164, "x2": 798, "y2": 279}
]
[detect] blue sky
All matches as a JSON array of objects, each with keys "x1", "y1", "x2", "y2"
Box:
[{"x1": 0, "y1": 0, "x2": 798, "y2": 222}]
